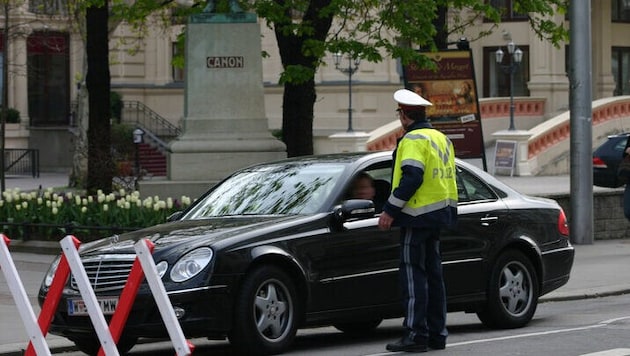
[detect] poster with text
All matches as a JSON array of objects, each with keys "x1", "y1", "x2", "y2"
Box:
[{"x1": 403, "y1": 50, "x2": 486, "y2": 166}]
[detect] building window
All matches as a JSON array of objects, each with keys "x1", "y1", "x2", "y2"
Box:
[
  {"x1": 27, "y1": 31, "x2": 70, "y2": 126},
  {"x1": 612, "y1": 0, "x2": 630, "y2": 22},
  {"x1": 29, "y1": 0, "x2": 68, "y2": 15},
  {"x1": 612, "y1": 47, "x2": 630, "y2": 95},
  {"x1": 172, "y1": 42, "x2": 184, "y2": 82},
  {"x1": 482, "y1": 46, "x2": 530, "y2": 98},
  {"x1": 488, "y1": 0, "x2": 528, "y2": 21}
]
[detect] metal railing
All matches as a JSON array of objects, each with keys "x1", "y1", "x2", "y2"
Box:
[
  {"x1": 4, "y1": 149, "x2": 39, "y2": 177},
  {"x1": 121, "y1": 101, "x2": 181, "y2": 140}
]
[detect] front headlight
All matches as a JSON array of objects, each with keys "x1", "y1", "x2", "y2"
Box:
[
  {"x1": 43, "y1": 256, "x2": 62, "y2": 288},
  {"x1": 170, "y1": 247, "x2": 213, "y2": 282}
]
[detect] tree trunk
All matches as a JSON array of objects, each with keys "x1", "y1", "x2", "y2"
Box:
[
  {"x1": 85, "y1": 5, "x2": 113, "y2": 194},
  {"x1": 274, "y1": 0, "x2": 333, "y2": 157},
  {"x1": 282, "y1": 80, "x2": 315, "y2": 157}
]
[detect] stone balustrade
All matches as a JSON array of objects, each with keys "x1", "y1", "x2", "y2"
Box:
[{"x1": 366, "y1": 96, "x2": 630, "y2": 176}]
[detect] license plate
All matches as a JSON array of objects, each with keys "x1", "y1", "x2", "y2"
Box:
[{"x1": 68, "y1": 297, "x2": 118, "y2": 316}]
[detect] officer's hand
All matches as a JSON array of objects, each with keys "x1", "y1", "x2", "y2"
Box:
[{"x1": 378, "y1": 212, "x2": 394, "y2": 231}]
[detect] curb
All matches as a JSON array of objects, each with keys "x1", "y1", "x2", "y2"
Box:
[{"x1": 540, "y1": 287, "x2": 630, "y2": 303}]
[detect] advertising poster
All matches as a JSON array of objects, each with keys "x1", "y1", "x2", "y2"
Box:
[
  {"x1": 402, "y1": 50, "x2": 487, "y2": 169},
  {"x1": 493, "y1": 140, "x2": 517, "y2": 176}
]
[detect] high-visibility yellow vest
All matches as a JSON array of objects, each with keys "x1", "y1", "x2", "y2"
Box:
[{"x1": 392, "y1": 128, "x2": 458, "y2": 216}]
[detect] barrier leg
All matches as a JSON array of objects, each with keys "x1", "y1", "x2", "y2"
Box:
[
  {"x1": 135, "y1": 239, "x2": 193, "y2": 356},
  {"x1": 26, "y1": 236, "x2": 76, "y2": 356},
  {"x1": 0, "y1": 234, "x2": 51, "y2": 356},
  {"x1": 60, "y1": 235, "x2": 120, "y2": 356},
  {"x1": 97, "y1": 247, "x2": 153, "y2": 356}
]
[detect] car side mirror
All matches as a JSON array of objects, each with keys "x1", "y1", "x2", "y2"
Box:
[{"x1": 333, "y1": 199, "x2": 376, "y2": 223}]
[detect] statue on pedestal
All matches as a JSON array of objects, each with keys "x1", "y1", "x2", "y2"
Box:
[{"x1": 203, "y1": 0, "x2": 243, "y2": 13}]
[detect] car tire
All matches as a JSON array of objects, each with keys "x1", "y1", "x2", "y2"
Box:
[
  {"x1": 70, "y1": 335, "x2": 137, "y2": 355},
  {"x1": 476, "y1": 249, "x2": 539, "y2": 329},
  {"x1": 228, "y1": 266, "x2": 300, "y2": 355},
  {"x1": 333, "y1": 319, "x2": 382, "y2": 335}
]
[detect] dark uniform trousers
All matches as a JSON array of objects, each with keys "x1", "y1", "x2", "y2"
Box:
[{"x1": 399, "y1": 226, "x2": 448, "y2": 344}]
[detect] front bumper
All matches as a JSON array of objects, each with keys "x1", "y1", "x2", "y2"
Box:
[{"x1": 38, "y1": 282, "x2": 235, "y2": 340}]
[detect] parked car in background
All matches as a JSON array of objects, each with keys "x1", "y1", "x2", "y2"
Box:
[
  {"x1": 593, "y1": 132, "x2": 630, "y2": 188},
  {"x1": 38, "y1": 151, "x2": 575, "y2": 355}
]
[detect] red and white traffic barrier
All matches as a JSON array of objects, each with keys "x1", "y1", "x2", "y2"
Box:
[
  {"x1": 0, "y1": 234, "x2": 51, "y2": 356},
  {"x1": 2, "y1": 233, "x2": 193, "y2": 356}
]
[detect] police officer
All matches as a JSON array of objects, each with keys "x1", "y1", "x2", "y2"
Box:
[{"x1": 379, "y1": 88, "x2": 458, "y2": 353}]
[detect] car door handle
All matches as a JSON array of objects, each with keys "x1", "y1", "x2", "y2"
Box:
[{"x1": 480, "y1": 215, "x2": 498, "y2": 226}]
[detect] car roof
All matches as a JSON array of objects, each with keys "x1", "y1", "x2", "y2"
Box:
[{"x1": 607, "y1": 132, "x2": 630, "y2": 139}]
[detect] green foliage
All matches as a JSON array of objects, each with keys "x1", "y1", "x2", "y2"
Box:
[
  {"x1": 110, "y1": 91, "x2": 122, "y2": 123},
  {"x1": 271, "y1": 129, "x2": 283, "y2": 140},
  {"x1": 0, "y1": 188, "x2": 193, "y2": 241},
  {"x1": 108, "y1": 0, "x2": 569, "y2": 82},
  {"x1": 1, "y1": 107, "x2": 20, "y2": 123},
  {"x1": 110, "y1": 123, "x2": 134, "y2": 161}
]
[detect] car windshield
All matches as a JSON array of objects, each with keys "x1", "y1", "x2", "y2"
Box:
[{"x1": 182, "y1": 162, "x2": 346, "y2": 218}]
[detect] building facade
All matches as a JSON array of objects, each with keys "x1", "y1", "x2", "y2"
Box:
[{"x1": 3, "y1": 1, "x2": 630, "y2": 172}]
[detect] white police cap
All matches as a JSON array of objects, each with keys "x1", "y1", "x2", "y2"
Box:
[{"x1": 393, "y1": 88, "x2": 433, "y2": 108}]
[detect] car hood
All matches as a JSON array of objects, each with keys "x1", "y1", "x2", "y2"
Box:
[{"x1": 78, "y1": 215, "x2": 313, "y2": 255}]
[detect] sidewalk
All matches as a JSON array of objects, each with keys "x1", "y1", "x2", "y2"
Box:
[{"x1": 5, "y1": 173, "x2": 70, "y2": 192}]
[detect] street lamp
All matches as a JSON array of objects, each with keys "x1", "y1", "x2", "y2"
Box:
[
  {"x1": 333, "y1": 52, "x2": 361, "y2": 132},
  {"x1": 495, "y1": 41, "x2": 523, "y2": 131},
  {"x1": 132, "y1": 128, "x2": 145, "y2": 178}
]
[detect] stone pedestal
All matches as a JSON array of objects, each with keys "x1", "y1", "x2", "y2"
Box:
[
  {"x1": 328, "y1": 131, "x2": 370, "y2": 153},
  {"x1": 141, "y1": 12, "x2": 286, "y2": 199},
  {"x1": 492, "y1": 130, "x2": 533, "y2": 176}
]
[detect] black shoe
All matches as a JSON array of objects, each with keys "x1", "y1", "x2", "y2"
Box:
[
  {"x1": 428, "y1": 339, "x2": 446, "y2": 350},
  {"x1": 386, "y1": 335, "x2": 428, "y2": 353}
]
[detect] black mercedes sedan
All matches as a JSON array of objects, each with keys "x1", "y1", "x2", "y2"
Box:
[{"x1": 38, "y1": 151, "x2": 574, "y2": 355}]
